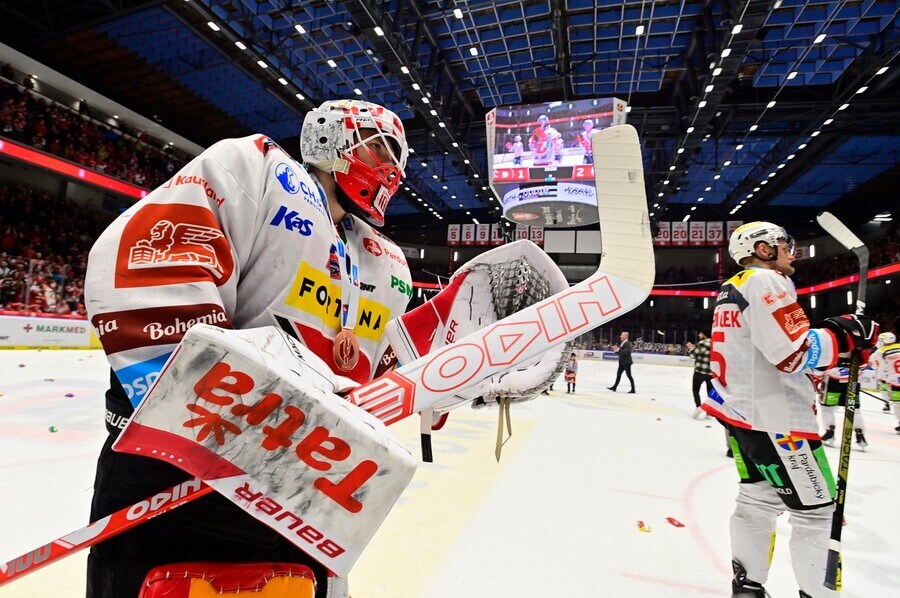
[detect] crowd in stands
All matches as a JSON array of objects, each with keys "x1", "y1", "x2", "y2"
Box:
[
  {"x1": 0, "y1": 75, "x2": 187, "y2": 189},
  {"x1": 0, "y1": 184, "x2": 114, "y2": 315}
]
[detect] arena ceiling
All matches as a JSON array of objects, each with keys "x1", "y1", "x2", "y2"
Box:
[{"x1": 1, "y1": 0, "x2": 898, "y2": 244}]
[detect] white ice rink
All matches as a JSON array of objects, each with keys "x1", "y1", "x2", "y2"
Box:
[{"x1": 1, "y1": 349, "x2": 898, "y2": 597}]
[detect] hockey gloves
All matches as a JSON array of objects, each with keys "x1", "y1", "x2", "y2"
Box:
[{"x1": 821, "y1": 314, "x2": 879, "y2": 360}]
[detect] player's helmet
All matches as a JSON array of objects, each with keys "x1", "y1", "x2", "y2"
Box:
[
  {"x1": 728, "y1": 221, "x2": 795, "y2": 265},
  {"x1": 584, "y1": 119, "x2": 594, "y2": 127},
  {"x1": 537, "y1": 114, "x2": 549, "y2": 125},
  {"x1": 514, "y1": 135, "x2": 521, "y2": 141},
  {"x1": 300, "y1": 99, "x2": 408, "y2": 227},
  {"x1": 877, "y1": 332, "x2": 896, "y2": 347}
]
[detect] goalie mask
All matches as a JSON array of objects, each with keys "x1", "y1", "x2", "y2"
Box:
[
  {"x1": 300, "y1": 100, "x2": 408, "y2": 227},
  {"x1": 728, "y1": 221, "x2": 795, "y2": 265}
]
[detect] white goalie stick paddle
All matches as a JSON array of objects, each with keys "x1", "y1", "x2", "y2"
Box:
[
  {"x1": 0, "y1": 124, "x2": 655, "y2": 587},
  {"x1": 816, "y1": 211, "x2": 869, "y2": 591}
]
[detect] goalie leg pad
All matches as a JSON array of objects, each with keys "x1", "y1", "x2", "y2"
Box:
[{"x1": 139, "y1": 562, "x2": 317, "y2": 597}]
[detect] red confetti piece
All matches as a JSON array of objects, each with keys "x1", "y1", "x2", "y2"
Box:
[{"x1": 666, "y1": 517, "x2": 685, "y2": 528}]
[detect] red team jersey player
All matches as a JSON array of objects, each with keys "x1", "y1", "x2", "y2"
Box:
[
  {"x1": 702, "y1": 221, "x2": 877, "y2": 598},
  {"x1": 84, "y1": 100, "x2": 411, "y2": 598}
]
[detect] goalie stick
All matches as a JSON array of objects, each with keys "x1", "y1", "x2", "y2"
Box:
[
  {"x1": 0, "y1": 124, "x2": 654, "y2": 587},
  {"x1": 816, "y1": 211, "x2": 869, "y2": 591}
]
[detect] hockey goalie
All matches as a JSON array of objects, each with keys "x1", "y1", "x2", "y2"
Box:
[{"x1": 1, "y1": 121, "x2": 653, "y2": 596}]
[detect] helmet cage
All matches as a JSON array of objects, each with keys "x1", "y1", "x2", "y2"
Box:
[{"x1": 300, "y1": 100, "x2": 408, "y2": 227}]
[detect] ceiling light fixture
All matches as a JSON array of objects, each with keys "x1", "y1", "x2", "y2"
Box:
[
  {"x1": 207, "y1": 21, "x2": 220, "y2": 32},
  {"x1": 295, "y1": 24, "x2": 306, "y2": 34}
]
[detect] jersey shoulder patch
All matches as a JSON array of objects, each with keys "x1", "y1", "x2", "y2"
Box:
[{"x1": 726, "y1": 269, "x2": 756, "y2": 287}]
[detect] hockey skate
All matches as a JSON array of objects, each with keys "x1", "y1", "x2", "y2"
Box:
[
  {"x1": 821, "y1": 425, "x2": 836, "y2": 446},
  {"x1": 855, "y1": 428, "x2": 868, "y2": 451},
  {"x1": 731, "y1": 560, "x2": 769, "y2": 597},
  {"x1": 692, "y1": 406, "x2": 706, "y2": 419}
]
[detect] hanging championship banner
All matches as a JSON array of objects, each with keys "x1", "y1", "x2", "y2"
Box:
[
  {"x1": 490, "y1": 223, "x2": 504, "y2": 245},
  {"x1": 475, "y1": 223, "x2": 490, "y2": 246},
  {"x1": 671, "y1": 221, "x2": 688, "y2": 247},
  {"x1": 529, "y1": 226, "x2": 544, "y2": 247},
  {"x1": 706, "y1": 221, "x2": 724, "y2": 246},
  {"x1": 515, "y1": 224, "x2": 529, "y2": 241},
  {"x1": 461, "y1": 224, "x2": 475, "y2": 246},
  {"x1": 447, "y1": 224, "x2": 460, "y2": 246},
  {"x1": 726, "y1": 220, "x2": 743, "y2": 240},
  {"x1": 689, "y1": 221, "x2": 706, "y2": 247},
  {"x1": 654, "y1": 221, "x2": 671, "y2": 246}
]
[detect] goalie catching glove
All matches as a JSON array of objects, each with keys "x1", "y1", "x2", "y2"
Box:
[{"x1": 386, "y1": 240, "x2": 571, "y2": 412}]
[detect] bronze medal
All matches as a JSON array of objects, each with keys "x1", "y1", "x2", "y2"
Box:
[{"x1": 333, "y1": 328, "x2": 360, "y2": 371}]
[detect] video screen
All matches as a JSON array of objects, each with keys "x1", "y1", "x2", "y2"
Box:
[
  {"x1": 487, "y1": 97, "x2": 627, "y2": 182},
  {"x1": 486, "y1": 97, "x2": 627, "y2": 228}
]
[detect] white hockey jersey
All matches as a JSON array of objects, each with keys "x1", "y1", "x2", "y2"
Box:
[
  {"x1": 86, "y1": 135, "x2": 412, "y2": 408},
  {"x1": 872, "y1": 342, "x2": 900, "y2": 388},
  {"x1": 702, "y1": 267, "x2": 840, "y2": 437}
]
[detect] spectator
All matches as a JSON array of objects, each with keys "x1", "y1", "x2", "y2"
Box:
[
  {"x1": 565, "y1": 352, "x2": 578, "y2": 393},
  {"x1": 686, "y1": 331, "x2": 713, "y2": 419}
]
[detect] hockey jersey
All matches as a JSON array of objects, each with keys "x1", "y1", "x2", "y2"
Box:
[
  {"x1": 85, "y1": 134, "x2": 412, "y2": 408},
  {"x1": 872, "y1": 342, "x2": 900, "y2": 388},
  {"x1": 702, "y1": 267, "x2": 840, "y2": 437}
]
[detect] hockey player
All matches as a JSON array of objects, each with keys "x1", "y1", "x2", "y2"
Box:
[
  {"x1": 528, "y1": 114, "x2": 554, "y2": 165},
  {"x1": 871, "y1": 325, "x2": 900, "y2": 432},
  {"x1": 84, "y1": 99, "x2": 412, "y2": 598},
  {"x1": 701, "y1": 221, "x2": 878, "y2": 598},
  {"x1": 814, "y1": 363, "x2": 868, "y2": 449}
]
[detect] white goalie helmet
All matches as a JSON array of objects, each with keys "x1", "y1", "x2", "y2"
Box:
[
  {"x1": 878, "y1": 332, "x2": 896, "y2": 347},
  {"x1": 300, "y1": 99, "x2": 408, "y2": 227},
  {"x1": 728, "y1": 221, "x2": 795, "y2": 265}
]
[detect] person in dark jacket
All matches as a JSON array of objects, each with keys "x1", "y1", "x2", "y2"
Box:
[
  {"x1": 686, "y1": 331, "x2": 713, "y2": 418},
  {"x1": 607, "y1": 331, "x2": 635, "y2": 393}
]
